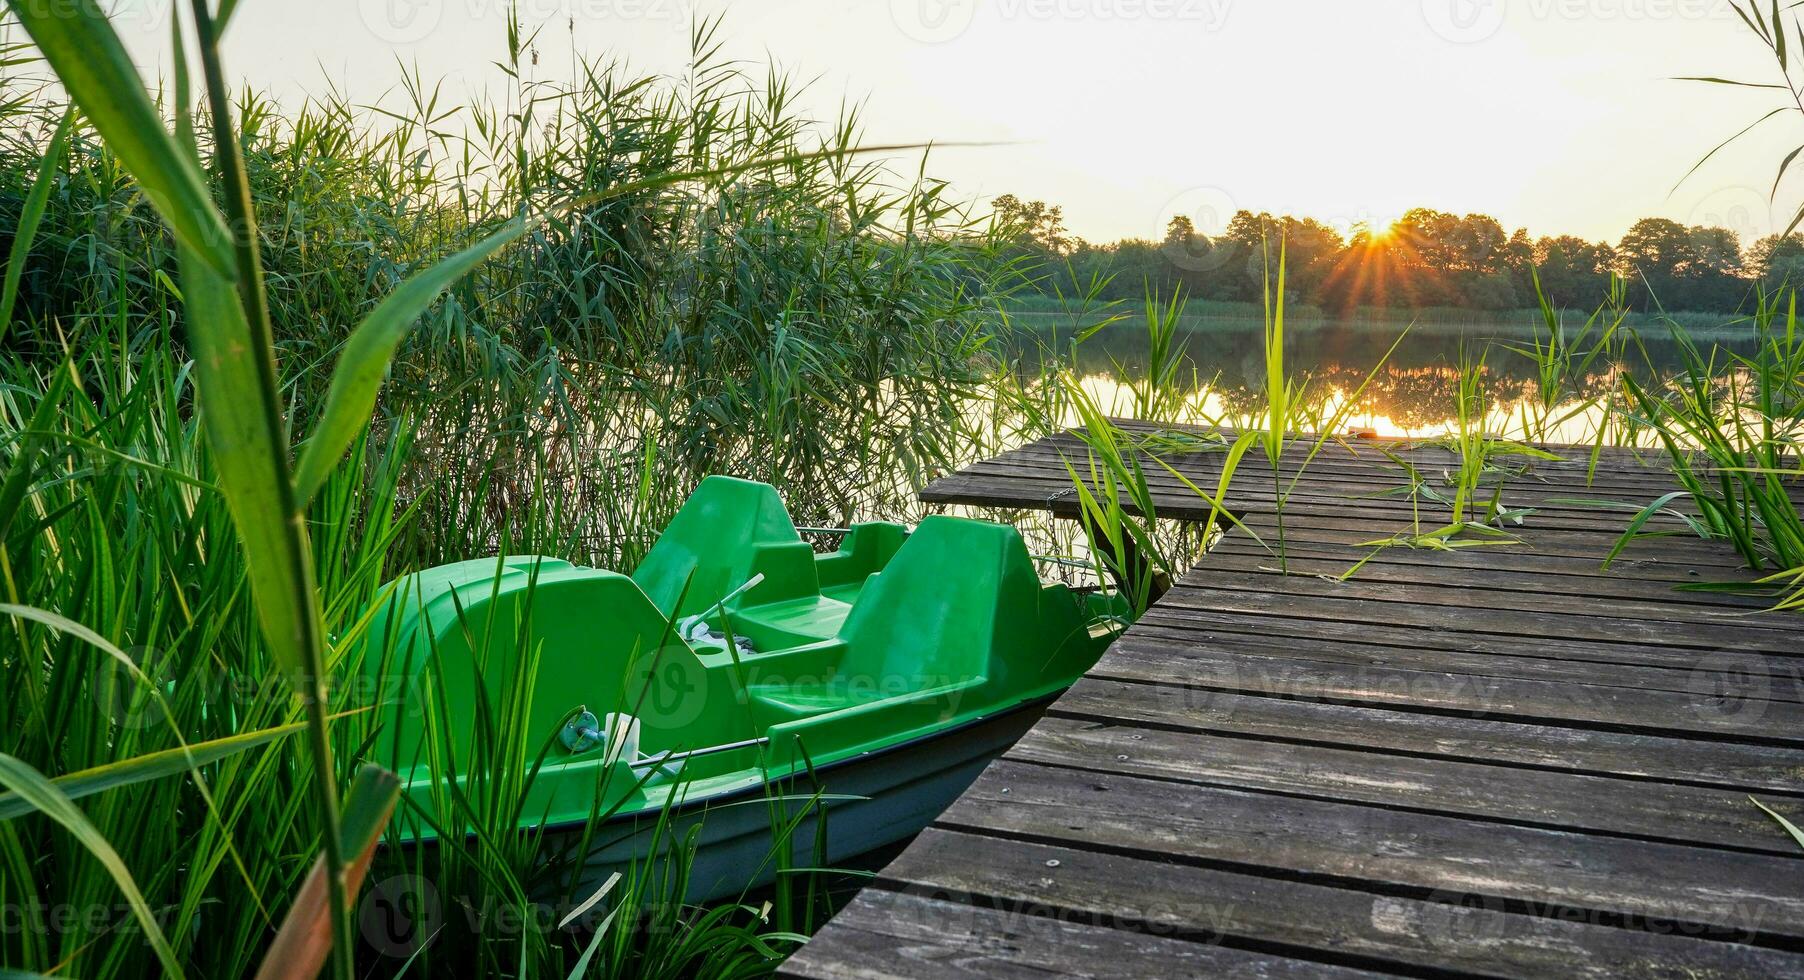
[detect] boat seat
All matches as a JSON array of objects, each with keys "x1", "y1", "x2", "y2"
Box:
[
  {"x1": 748, "y1": 516, "x2": 1040, "y2": 721},
  {"x1": 631, "y1": 475, "x2": 820, "y2": 620},
  {"x1": 752, "y1": 679, "x2": 972, "y2": 716},
  {"x1": 726, "y1": 594, "x2": 853, "y2": 647},
  {"x1": 814, "y1": 522, "x2": 910, "y2": 590}
]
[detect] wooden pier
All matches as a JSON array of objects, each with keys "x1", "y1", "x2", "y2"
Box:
[{"x1": 783, "y1": 422, "x2": 1804, "y2": 978}]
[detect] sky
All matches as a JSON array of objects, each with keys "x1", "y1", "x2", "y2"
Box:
[{"x1": 92, "y1": 0, "x2": 1804, "y2": 247}]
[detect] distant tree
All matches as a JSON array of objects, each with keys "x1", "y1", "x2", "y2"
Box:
[
  {"x1": 1616, "y1": 218, "x2": 1696, "y2": 309},
  {"x1": 1616, "y1": 218, "x2": 1692, "y2": 270},
  {"x1": 1533, "y1": 235, "x2": 1616, "y2": 307},
  {"x1": 1163, "y1": 215, "x2": 1197, "y2": 247},
  {"x1": 1212, "y1": 209, "x2": 1270, "y2": 301},
  {"x1": 1503, "y1": 228, "x2": 1535, "y2": 268},
  {"x1": 1688, "y1": 226, "x2": 1744, "y2": 276},
  {"x1": 1501, "y1": 228, "x2": 1536, "y2": 303},
  {"x1": 992, "y1": 194, "x2": 1072, "y2": 255},
  {"x1": 1316, "y1": 228, "x2": 1384, "y2": 314},
  {"x1": 1107, "y1": 238, "x2": 1176, "y2": 299},
  {"x1": 1464, "y1": 272, "x2": 1519, "y2": 311},
  {"x1": 1160, "y1": 215, "x2": 1218, "y2": 294},
  {"x1": 1446, "y1": 214, "x2": 1510, "y2": 274},
  {"x1": 1279, "y1": 216, "x2": 1346, "y2": 301},
  {"x1": 1748, "y1": 233, "x2": 1804, "y2": 287},
  {"x1": 1615, "y1": 218, "x2": 1747, "y2": 310},
  {"x1": 1376, "y1": 209, "x2": 1524, "y2": 307},
  {"x1": 1205, "y1": 210, "x2": 1343, "y2": 303},
  {"x1": 1690, "y1": 226, "x2": 1751, "y2": 309},
  {"x1": 1392, "y1": 208, "x2": 1461, "y2": 271}
]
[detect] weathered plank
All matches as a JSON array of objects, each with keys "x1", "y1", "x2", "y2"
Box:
[
  {"x1": 940, "y1": 761, "x2": 1804, "y2": 943},
  {"x1": 1204, "y1": 540, "x2": 1780, "y2": 605},
  {"x1": 1162, "y1": 566, "x2": 1804, "y2": 640},
  {"x1": 964, "y1": 448, "x2": 1710, "y2": 503},
  {"x1": 875, "y1": 829, "x2": 1804, "y2": 979},
  {"x1": 1050, "y1": 676, "x2": 1804, "y2": 793},
  {"x1": 1205, "y1": 523, "x2": 1756, "y2": 573},
  {"x1": 1226, "y1": 515, "x2": 1757, "y2": 567},
  {"x1": 1130, "y1": 609, "x2": 1803, "y2": 688},
  {"x1": 1094, "y1": 637, "x2": 1804, "y2": 744},
  {"x1": 1154, "y1": 582, "x2": 1802, "y2": 655},
  {"x1": 778, "y1": 888, "x2": 1377, "y2": 979},
  {"x1": 1012, "y1": 715, "x2": 1804, "y2": 854},
  {"x1": 921, "y1": 470, "x2": 1688, "y2": 533}
]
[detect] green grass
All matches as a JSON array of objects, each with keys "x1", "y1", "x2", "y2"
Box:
[{"x1": 1616, "y1": 287, "x2": 1804, "y2": 607}]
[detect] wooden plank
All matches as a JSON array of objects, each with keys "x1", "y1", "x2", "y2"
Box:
[
  {"x1": 1209, "y1": 516, "x2": 1715, "y2": 557},
  {"x1": 1127, "y1": 611, "x2": 1804, "y2": 698},
  {"x1": 939, "y1": 761, "x2": 1804, "y2": 943},
  {"x1": 935, "y1": 424, "x2": 1797, "y2": 537},
  {"x1": 1224, "y1": 514, "x2": 1755, "y2": 567},
  {"x1": 971, "y1": 448, "x2": 1711, "y2": 502},
  {"x1": 922, "y1": 471, "x2": 1686, "y2": 534},
  {"x1": 1092, "y1": 638, "x2": 1804, "y2": 745},
  {"x1": 925, "y1": 457, "x2": 1683, "y2": 514},
  {"x1": 1030, "y1": 423, "x2": 1668, "y2": 464},
  {"x1": 1048, "y1": 676, "x2": 1804, "y2": 793},
  {"x1": 991, "y1": 431, "x2": 1784, "y2": 501},
  {"x1": 1115, "y1": 618, "x2": 1804, "y2": 704},
  {"x1": 959, "y1": 447, "x2": 1797, "y2": 531},
  {"x1": 931, "y1": 473, "x2": 1757, "y2": 569},
  {"x1": 1053, "y1": 420, "x2": 1788, "y2": 481},
  {"x1": 1155, "y1": 580, "x2": 1804, "y2": 656},
  {"x1": 927, "y1": 479, "x2": 1754, "y2": 567},
  {"x1": 1206, "y1": 538, "x2": 1778, "y2": 600},
  {"x1": 878, "y1": 829, "x2": 1804, "y2": 979},
  {"x1": 956, "y1": 449, "x2": 1682, "y2": 499},
  {"x1": 1161, "y1": 566, "x2": 1804, "y2": 643},
  {"x1": 777, "y1": 888, "x2": 1378, "y2": 979},
  {"x1": 1010, "y1": 715, "x2": 1804, "y2": 855}
]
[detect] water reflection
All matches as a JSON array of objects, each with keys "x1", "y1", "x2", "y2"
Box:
[{"x1": 1015, "y1": 321, "x2": 1749, "y2": 442}]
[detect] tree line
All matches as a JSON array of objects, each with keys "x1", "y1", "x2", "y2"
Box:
[{"x1": 994, "y1": 194, "x2": 1804, "y2": 314}]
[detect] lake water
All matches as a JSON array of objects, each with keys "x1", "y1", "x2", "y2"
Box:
[{"x1": 1007, "y1": 315, "x2": 1753, "y2": 444}]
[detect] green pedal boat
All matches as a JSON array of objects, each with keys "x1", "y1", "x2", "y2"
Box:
[{"x1": 362, "y1": 476, "x2": 1130, "y2": 901}]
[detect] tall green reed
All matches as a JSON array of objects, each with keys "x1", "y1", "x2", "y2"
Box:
[
  {"x1": 1616, "y1": 287, "x2": 1804, "y2": 605},
  {"x1": 1009, "y1": 238, "x2": 1420, "y2": 599},
  {"x1": 2, "y1": 0, "x2": 538, "y2": 969},
  {"x1": 2, "y1": 12, "x2": 1008, "y2": 564},
  {"x1": 0, "y1": 334, "x2": 406, "y2": 978},
  {"x1": 1506, "y1": 269, "x2": 1634, "y2": 450},
  {"x1": 1249, "y1": 235, "x2": 1412, "y2": 574},
  {"x1": 991, "y1": 270, "x2": 1235, "y2": 611}
]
